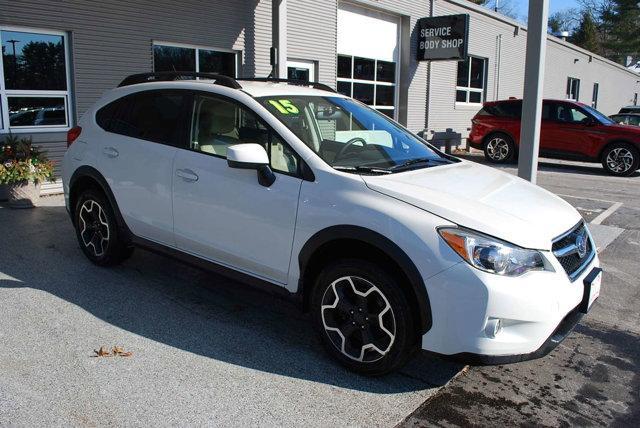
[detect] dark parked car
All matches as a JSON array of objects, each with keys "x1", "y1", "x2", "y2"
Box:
[
  {"x1": 468, "y1": 99, "x2": 640, "y2": 176},
  {"x1": 610, "y1": 113, "x2": 640, "y2": 127}
]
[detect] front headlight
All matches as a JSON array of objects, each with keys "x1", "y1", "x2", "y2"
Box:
[{"x1": 438, "y1": 227, "x2": 552, "y2": 276}]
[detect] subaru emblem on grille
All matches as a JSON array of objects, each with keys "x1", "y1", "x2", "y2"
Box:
[{"x1": 576, "y1": 232, "x2": 588, "y2": 259}]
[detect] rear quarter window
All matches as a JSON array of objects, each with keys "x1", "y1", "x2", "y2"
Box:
[
  {"x1": 478, "y1": 101, "x2": 522, "y2": 118},
  {"x1": 96, "y1": 90, "x2": 188, "y2": 146}
]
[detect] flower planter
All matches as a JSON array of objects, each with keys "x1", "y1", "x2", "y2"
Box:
[
  {"x1": 0, "y1": 184, "x2": 8, "y2": 202},
  {"x1": 7, "y1": 181, "x2": 40, "y2": 209}
]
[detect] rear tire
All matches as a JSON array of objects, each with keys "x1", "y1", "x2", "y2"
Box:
[
  {"x1": 311, "y1": 259, "x2": 416, "y2": 376},
  {"x1": 601, "y1": 143, "x2": 639, "y2": 177},
  {"x1": 73, "y1": 188, "x2": 133, "y2": 266},
  {"x1": 484, "y1": 133, "x2": 515, "y2": 164}
]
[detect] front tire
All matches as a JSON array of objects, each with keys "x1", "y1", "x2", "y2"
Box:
[
  {"x1": 74, "y1": 188, "x2": 133, "y2": 266},
  {"x1": 311, "y1": 259, "x2": 416, "y2": 375},
  {"x1": 484, "y1": 133, "x2": 515, "y2": 163},
  {"x1": 601, "y1": 143, "x2": 639, "y2": 177}
]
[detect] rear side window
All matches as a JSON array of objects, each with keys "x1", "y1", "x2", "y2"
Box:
[
  {"x1": 478, "y1": 101, "x2": 522, "y2": 118},
  {"x1": 96, "y1": 90, "x2": 188, "y2": 146}
]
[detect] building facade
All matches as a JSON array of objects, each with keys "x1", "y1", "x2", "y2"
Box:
[{"x1": 1, "y1": 0, "x2": 639, "y2": 193}]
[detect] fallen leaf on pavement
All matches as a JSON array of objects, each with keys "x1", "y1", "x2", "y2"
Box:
[
  {"x1": 112, "y1": 346, "x2": 133, "y2": 357},
  {"x1": 93, "y1": 346, "x2": 111, "y2": 357}
]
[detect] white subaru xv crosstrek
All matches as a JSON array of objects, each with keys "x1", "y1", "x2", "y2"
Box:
[{"x1": 62, "y1": 72, "x2": 602, "y2": 375}]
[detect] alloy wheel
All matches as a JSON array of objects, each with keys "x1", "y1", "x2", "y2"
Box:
[
  {"x1": 486, "y1": 137, "x2": 510, "y2": 161},
  {"x1": 78, "y1": 199, "x2": 110, "y2": 257},
  {"x1": 605, "y1": 147, "x2": 634, "y2": 174},
  {"x1": 321, "y1": 276, "x2": 396, "y2": 363}
]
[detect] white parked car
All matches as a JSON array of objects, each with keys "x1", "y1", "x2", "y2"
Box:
[{"x1": 62, "y1": 72, "x2": 602, "y2": 375}]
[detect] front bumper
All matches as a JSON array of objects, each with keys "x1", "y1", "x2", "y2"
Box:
[{"x1": 420, "y1": 250, "x2": 600, "y2": 362}]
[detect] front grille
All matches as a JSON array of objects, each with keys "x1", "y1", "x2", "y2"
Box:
[{"x1": 552, "y1": 222, "x2": 595, "y2": 280}]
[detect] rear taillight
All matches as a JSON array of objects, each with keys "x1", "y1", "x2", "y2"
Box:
[{"x1": 67, "y1": 126, "x2": 82, "y2": 147}]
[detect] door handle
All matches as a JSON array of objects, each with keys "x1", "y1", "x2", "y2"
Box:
[
  {"x1": 176, "y1": 168, "x2": 199, "y2": 182},
  {"x1": 102, "y1": 146, "x2": 119, "y2": 158}
]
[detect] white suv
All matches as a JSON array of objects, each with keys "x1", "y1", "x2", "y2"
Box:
[{"x1": 62, "y1": 72, "x2": 602, "y2": 375}]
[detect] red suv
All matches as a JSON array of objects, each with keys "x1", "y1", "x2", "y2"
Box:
[{"x1": 468, "y1": 99, "x2": 640, "y2": 176}]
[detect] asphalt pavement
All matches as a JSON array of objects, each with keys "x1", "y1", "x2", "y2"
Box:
[
  {"x1": 1, "y1": 153, "x2": 638, "y2": 426},
  {"x1": 0, "y1": 196, "x2": 462, "y2": 427}
]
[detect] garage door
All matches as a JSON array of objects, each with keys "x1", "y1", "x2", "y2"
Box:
[{"x1": 336, "y1": 3, "x2": 400, "y2": 119}]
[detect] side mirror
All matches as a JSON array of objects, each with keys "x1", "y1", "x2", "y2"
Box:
[{"x1": 227, "y1": 144, "x2": 275, "y2": 187}]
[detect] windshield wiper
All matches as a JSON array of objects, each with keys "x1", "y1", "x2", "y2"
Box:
[
  {"x1": 388, "y1": 157, "x2": 433, "y2": 171},
  {"x1": 333, "y1": 165, "x2": 392, "y2": 174}
]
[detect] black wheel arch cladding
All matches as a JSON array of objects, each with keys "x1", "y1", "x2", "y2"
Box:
[{"x1": 298, "y1": 225, "x2": 433, "y2": 335}]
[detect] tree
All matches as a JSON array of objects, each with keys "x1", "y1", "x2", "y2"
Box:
[
  {"x1": 604, "y1": 0, "x2": 640, "y2": 63},
  {"x1": 467, "y1": 0, "x2": 521, "y2": 21},
  {"x1": 548, "y1": 9, "x2": 580, "y2": 34},
  {"x1": 570, "y1": 12, "x2": 601, "y2": 54}
]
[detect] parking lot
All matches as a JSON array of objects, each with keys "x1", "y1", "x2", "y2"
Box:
[{"x1": 1, "y1": 154, "x2": 639, "y2": 426}]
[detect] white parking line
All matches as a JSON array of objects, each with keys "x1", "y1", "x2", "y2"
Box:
[
  {"x1": 591, "y1": 202, "x2": 623, "y2": 225},
  {"x1": 556, "y1": 193, "x2": 619, "y2": 204}
]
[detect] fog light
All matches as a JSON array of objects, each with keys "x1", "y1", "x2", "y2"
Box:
[{"x1": 485, "y1": 318, "x2": 503, "y2": 338}]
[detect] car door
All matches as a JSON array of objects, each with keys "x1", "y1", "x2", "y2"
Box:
[
  {"x1": 172, "y1": 92, "x2": 303, "y2": 285},
  {"x1": 540, "y1": 101, "x2": 593, "y2": 158},
  {"x1": 96, "y1": 89, "x2": 189, "y2": 246}
]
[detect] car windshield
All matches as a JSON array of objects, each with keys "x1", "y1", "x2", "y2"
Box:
[
  {"x1": 582, "y1": 105, "x2": 615, "y2": 125},
  {"x1": 257, "y1": 95, "x2": 452, "y2": 173}
]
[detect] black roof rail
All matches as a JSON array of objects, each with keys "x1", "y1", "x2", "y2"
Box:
[
  {"x1": 118, "y1": 72, "x2": 241, "y2": 89},
  {"x1": 236, "y1": 77, "x2": 336, "y2": 93}
]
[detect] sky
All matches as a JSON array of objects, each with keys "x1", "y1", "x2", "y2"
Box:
[{"x1": 511, "y1": 0, "x2": 581, "y2": 16}]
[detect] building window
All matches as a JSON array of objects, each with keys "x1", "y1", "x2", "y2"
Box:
[
  {"x1": 287, "y1": 60, "x2": 315, "y2": 82},
  {"x1": 153, "y1": 42, "x2": 237, "y2": 77},
  {"x1": 336, "y1": 54, "x2": 397, "y2": 118},
  {"x1": 456, "y1": 56, "x2": 487, "y2": 104},
  {"x1": 634, "y1": 93, "x2": 638, "y2": 106},
  {"x1": 0, "y1": 28, "x2": 71, "y2": 131},
  {"x1": 566, "y1": 77, "x2": 580, "y2": 101},
  {"x1": 591, "y1": 83, "x2": 599, "y2": 109}
]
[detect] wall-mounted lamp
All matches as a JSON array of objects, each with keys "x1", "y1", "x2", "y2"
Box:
[
  {"x1": 513, "y1": 27, "x2": 519, "y2": 36},
  {"x1": 574, "y1": 58, "x2": 580, "y2": 63}
]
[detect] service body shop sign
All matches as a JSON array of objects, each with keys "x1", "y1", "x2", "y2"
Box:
[{"x1": 416, "y1": 14, "x2": 470, "y2": 61}]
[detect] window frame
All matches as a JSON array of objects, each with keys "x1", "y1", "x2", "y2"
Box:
[
  {"x1": 185, "y1": 90, "x2": 305, "y2": 179},
  {"x1": 0, "y1": 25, "x2": 73, "y2": 133},
  {"x1": 566, "y1": 77, "x2": 580, "y2": 101},
  {"x1": 335, "y1": 54, "x2": 398, "y2": 119},
  {"x1": 455, "y1": 55, "x2": 488, "y2": 106},
  {"x1": 152, "y1": 41, "x2": 239, "y2": 77}
]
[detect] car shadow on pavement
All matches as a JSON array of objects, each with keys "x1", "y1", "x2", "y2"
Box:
[
  {"x1": 0, "y1": 204, "x2": 463, "y2": 394},
  {"x1": 454, "y1": 153, "x2": 640, "y2": 178}
]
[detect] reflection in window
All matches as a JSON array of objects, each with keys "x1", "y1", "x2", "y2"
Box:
[
  {"x1": 353, "y1": 83, "x2": 374, "y2": 105},
  {"x1": 2, "y1": 30, "x2": 67, "y2": 90},
  {"x1": 353, "y1": 57, "x2": 375, "y2": 81},
  {"x1": 287, "y1": 67, "x2": 310, "y2": 82},
  {"x1": 153, "y1": 45, "x2": 195, "y2": 72},
  {"x1": 566, "y1": 77, "x2": 580, "y2": 101},
  {"x1": 336, "y1": 54, "x2": 396, "y2": 119},
  {"x1": 199, "y1": 49, "x2": 236, "y2": 76},
  {"x1": 337, "y1": 81, "x2": 351, "y2": 97},
  {"x1": 337, "y1": 55, "x2": 352, "y2": 78},
  {"x1": 8, "y1": 97, "x2": 67, "y2": 127},
  {"x1": 1, "y1": 29, "x2": 70, "y2": 130},
  {"x1": 456, "y1": 56, "x2": 487, "y2": 104},
  {"x1": 153, "y1": 43, "x2": 236, "y2": 77}
]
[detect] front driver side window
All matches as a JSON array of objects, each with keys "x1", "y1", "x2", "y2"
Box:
[{"x1": 190, "y1": 94, "x2": 299, "y2": 175}]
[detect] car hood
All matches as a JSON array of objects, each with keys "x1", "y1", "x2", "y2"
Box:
[{"x1": 361, "y1": 160, "x2": 581, "y2": 251}]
